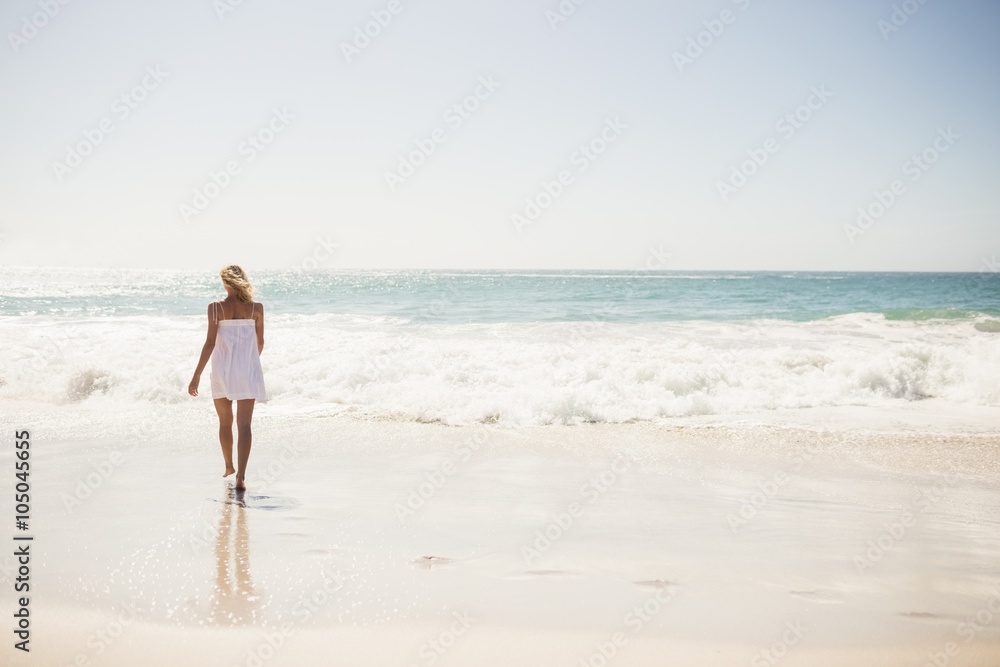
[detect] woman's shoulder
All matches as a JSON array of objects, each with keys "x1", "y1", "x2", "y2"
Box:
[{"x1": 205, "y1": 301, "x2": 221, "y2": 323}]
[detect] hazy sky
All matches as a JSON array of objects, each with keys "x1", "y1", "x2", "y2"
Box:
[{"x1": 1, "y1": 0, "x2": 997, "y2": 271}]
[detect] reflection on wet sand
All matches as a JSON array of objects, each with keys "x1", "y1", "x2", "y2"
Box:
[{"x1": 210, "y1": 490, "x2": 259, "y2": 625}]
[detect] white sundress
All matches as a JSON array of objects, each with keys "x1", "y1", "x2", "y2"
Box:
[{"x1": 209, "y1": 301, "x2": 266, "y2": 401}]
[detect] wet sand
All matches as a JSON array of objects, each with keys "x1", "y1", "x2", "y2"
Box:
[{"x1": 2, "y1": 404, "x2": 999, "y2": 666}]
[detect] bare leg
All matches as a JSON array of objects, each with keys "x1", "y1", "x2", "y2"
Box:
[
  {"x1": 234, "y1": 398, "x2": 256, "y2": 490},
  {"x1": 213, "y1": 398, "x2": 236, "y2": 477}
]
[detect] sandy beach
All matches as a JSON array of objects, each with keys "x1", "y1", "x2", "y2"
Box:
[
  {"x1": 4, "y1": 0, "x2": 999, "y2": 660},
  {"x1": 3, "y1": 401, "x2": 999, "y2": 666}
]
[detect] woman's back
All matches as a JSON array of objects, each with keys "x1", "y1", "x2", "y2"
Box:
[
  {"x1": 210, "y1": 300, "x2": 266, "y2": 401},
  {"x1": 215, "y1": 299, "x2": 259, "y2": 321}
]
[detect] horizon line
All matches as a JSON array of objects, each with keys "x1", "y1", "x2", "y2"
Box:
[{"x1": 0, "y1": 265, "x2": 996, "y2": 275}]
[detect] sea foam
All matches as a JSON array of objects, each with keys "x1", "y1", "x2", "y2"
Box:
[{"x1": 2, "y1": 313, "x2": 997, "y2": 426}]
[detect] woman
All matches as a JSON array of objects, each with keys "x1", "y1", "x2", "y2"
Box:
[{"x1": 188, "y1": 265, "x2": 266, "y2": 491}]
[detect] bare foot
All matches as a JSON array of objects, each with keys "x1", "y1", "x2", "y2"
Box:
[
  {"x1": 223, "y1": 467, "x2": 236, "y2": 478},
  {"x1": 235, "y1": 476, "x2": 246, "y2": 491}
]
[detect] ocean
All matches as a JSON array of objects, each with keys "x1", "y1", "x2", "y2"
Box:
[
  {"x1": 5, "y1": 267, "x2": 1000, "y2": 667},
  {"x1": 2, "y1": 266, "x2": 998, "y2": 425}
]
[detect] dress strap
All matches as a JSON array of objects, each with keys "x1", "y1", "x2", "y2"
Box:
[{"x1": 252, "y1": 302, "x2": 256, "y2": 319}]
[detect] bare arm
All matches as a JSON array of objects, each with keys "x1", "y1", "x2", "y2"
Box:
[
  {"x1": 255, "y1": 302, "x2": 265, "y2": 356},
  {"x1": 188, "y1": 303, "x2": 219, "y2": 396}
]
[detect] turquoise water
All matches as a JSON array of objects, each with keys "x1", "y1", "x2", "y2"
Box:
[
  {"x1": 1, "y1": 268, "x2": 997, "y2": 322},
  {"x1": 1, "y1": 267, "x2": 998, "y2": 423}
]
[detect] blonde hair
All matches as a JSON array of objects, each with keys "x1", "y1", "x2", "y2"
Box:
[{"x1": 219, "y1": 264, "x2": 254, "y2": 303}]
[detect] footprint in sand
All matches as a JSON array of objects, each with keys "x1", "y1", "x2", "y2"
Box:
[
  {"x1": 634, "y1": 579, "x2": 680, "y2": 590},
  {"x1": 899, "y1": 611, "x2": 943, "y2": 620},
  {"x1": 214, "y1": 493, "x2": 299, "y2": 511},
  {"x1": 503, "y1": 569, "x2": 584, "y2": 580},
  {"x1": 304, "y1": 548, "x2": 346, "y2": 558},
  {"x1": 788, "y1": 589, "x2": 843, "y2": 604},
  {"x1": 411, "y1": 555, "x2": 455, "y2": 570}
]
